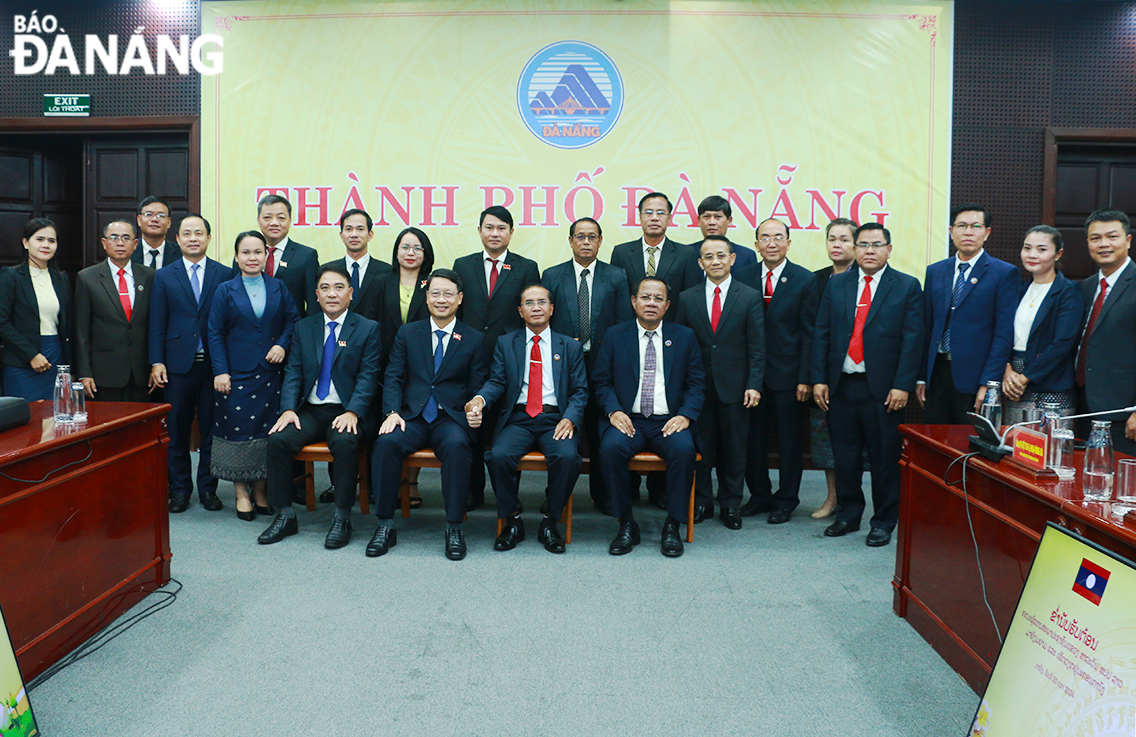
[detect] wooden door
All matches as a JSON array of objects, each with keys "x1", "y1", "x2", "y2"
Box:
[{"x1": 0, "y1": 134, "x2": 83, "y2": 271}]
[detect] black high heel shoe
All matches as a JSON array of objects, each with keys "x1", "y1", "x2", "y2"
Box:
[
  {"x1": 237, "y1": 507, "x2": 256, "y2": 522},
  {"x1": 255, "y1": 504, "x2": 274, "y2": 516}
]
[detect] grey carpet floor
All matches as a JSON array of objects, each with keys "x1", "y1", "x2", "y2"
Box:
[{"x1": 29, "y1": 463, "x2": 978, "y2": 736}]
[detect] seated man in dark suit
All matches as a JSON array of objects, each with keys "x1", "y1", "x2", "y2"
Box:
[
  {"x1": 813, "y1": 223, "x2": 924, "y2": 548},
  {"x1": 465, "y1": 284, "x2": 588, "y2": 554},
  {"x1": 257, "y1": 264, "x2": 383, "y2": 548},
  {"x1": 593, "y1": 277, "x2": 705, "y2": 557},
  {"x1": 369, "y1": 270, "x2": 490, "y2": 561},
  {"x1": 687, "y1": 195, "x2": 757, "y2": 269}
]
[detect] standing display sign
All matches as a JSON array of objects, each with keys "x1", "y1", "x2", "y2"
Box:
[{"x1": 0, "y1": 600, "x2": 38, "y2": 737}]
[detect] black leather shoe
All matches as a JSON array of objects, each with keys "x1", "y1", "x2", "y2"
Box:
[
  {"x1": 366, "y1": 525, "x2": 397, "y2": 557},
  {"x1": 319, "y1": 486, "x2": 335, "y2": 504},
  {"x1": 692, "y1": 505, "x2": 714, "y2": 523},
  {"x1": 538, "y1": 519, "x2": 566, "y2": 554},
  {"x1": 767, "y1": 508, "x2": 792, "y2": 525},
  {"x1": 466, "y1": 490, "x2": 485, "y2": 512},
  {"x1": 720, "y1": 508, "x2": 742, "y2": 530},
  {"x1": 169, "y1": 494, "x2": 190, "y2": 513},
  {"x1": 258, "y1": 513, "x2": 298, "y2": 544},
  {"x1": 661, "y1": 519, "x2": 684, "y2": 558},
  {"x1": 237, "y1": 508, "x2": 256, "y2": 522},
  {"x1": 866, "y1": 527, "x2": 892, "y2": 547},
  {"x1": 200, "y1": 493, "x2": 223, "y2": 511},
  {"x1": 608, "y1": 521, "x2": 641, "y2": 555},
  {"x1": 324, "y1": 518, "x2": 352, "y2": 549},
  {"x1": 824, "y1": 519, "x2": 861, "y2": 538},
  {"x1": 445, "y1": 528, "x2": 467, "y2": 560},
  {"x1": 739, "y1": 497, "x2": 771, "y2": 517},
  {"x1": 494, "y1": 515, "x2": 525, "y2": 551}
]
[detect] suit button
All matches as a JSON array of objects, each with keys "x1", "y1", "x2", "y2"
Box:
[{"x1": 712, "y1": 345, "x2": 716, "y2": 349}]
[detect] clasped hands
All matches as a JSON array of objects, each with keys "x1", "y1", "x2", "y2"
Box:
[{"x1": 465, "y1": 396, "x2": 574, "y2": 439}]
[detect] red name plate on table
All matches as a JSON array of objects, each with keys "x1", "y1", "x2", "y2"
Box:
[{"x1": 1010, "y1": 426, "x2": 1048, "y2": 470}]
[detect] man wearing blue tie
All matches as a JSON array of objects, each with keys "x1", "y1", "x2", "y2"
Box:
[{"x1": 149, "y1": 214, "x2": 233, "y2": 513}]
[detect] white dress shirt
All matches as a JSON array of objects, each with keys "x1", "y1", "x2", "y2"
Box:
[
  {"x1": 108, "y1": 259, "x2": 137, "y2": 309},
  {"x1": 1013, "y1": 280, "x2": 1054, "y2": 351},
  {"x1": 483, "y1": 249, "x2": 509, "y2": 293},
  {"x1": 842, "y1": 264, "x2": 888, "y2": 374},
  {"x1": 345, "y1": 252, "x2": 371, "y2": 286},
  {"x1": 430, "y1": 315, "x2": 455, "y2": 355},
  {"x1": 308, "y1": 311, "x2": 347, "y2": 405},
  {"x1": 142, "y1": 241, "x2": 168, "y2": 270},
  {"x1": 641, "y1": 237, "x2": 666, "y2": 275},
  {"x1": 632, "y1": 322, "x2": 668, "y2": 416},
  {"x1": 572, "y1": 258, "x2": 595, "y2": 352},
  {"x1": 761, "y1": 259, "x2": 788, "y2": 298},
  {"x1": 517, "y1": 326, "x2": 557, "y2": 407},
  {"x1": 704, "y1": 274, "x2": 732, "y2": 316}
]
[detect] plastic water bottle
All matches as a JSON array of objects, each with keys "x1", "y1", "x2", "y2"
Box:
[
  {"x1": 980, "y1": 381, "x2": 1002, "y2": 431},
  {"x1": 1082, "y1": 420, "x2": 1115, "y2": 502},
  {"x1": 53, "y1": 364, "x2": 73, "y2": 423}
]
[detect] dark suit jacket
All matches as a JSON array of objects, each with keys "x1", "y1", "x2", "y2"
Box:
[
  {"x1": 736, "y1": 260, "x2": 818, "y2": 391},
  {"x1": 207, "y1": 275, "x2": 300, "y2": 376},
  {"x1": 74, "y1": 261, "x2": 155, "y2": 387},
  {"x1": 132, "y1": 240, "x2": 179, "y2": 270},
  {"x1": 476, "y1": 328, "x2": 589, "y2": 437},
  {"x1": 1080, "y1": 260, "x2": 1136, "y2": 419},
  {"x1": 610, "y1": 237, "x2": 701, "y2": 302},
  {"x1": 676, "y1": 280, "x2": 764, "y2": 403},
  {"x1": 541, "y1": 259, "x2": 632, "y2": 355},
  {"x1": 687, "y1": 238, "x2": 758, "y2": 269},
  {"x1": 0, "y1": 264, "x2": 72, "y2": 368},
  {"x1": 280, "y1": 311, "x2": 382, "y2": 423},
  {"x1": 813, "y1": 266, "x2": 924, "y2": 400},
  {"x1": 382, "y1": 319, "x2": 490, "y2": 428},
  {"x1": 815, "y1": 263, "x2": 857, "y2": 298},
  {"x1": 320, "y1": 255, "x2": 390, "y2": 319},
  {"x1": 1015, "y1": 273, "x2": 1083, "y2": 392},
  {"x1": 234, "y1": 238, "x2": 320, "y2": 317},
  {"x1": 921, "y1": 252, "x2": 1019, "y2": 392},
  {"x1": 356, "y1": 268, "x2": 430, "y2": 369},
  {"x1": 148, "y1": 257, "x2": 232, "y2": 374},
  {"x1": 593, "y1": 319, "x2": 705, "y2": 423},
  {"x1": 452, "y1": 250, "x2": 541, "y2": 347}
]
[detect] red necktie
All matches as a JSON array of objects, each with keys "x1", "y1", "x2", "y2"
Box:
[
  {"x1": 764, "y1": 271, "x2": 773, "y2": 305},
  {"x1": 488, "y1": 258, "x2": 500, "y2": 296},
  {"x1": 711, "y1": 286, "x2": 722, "y2": 332},
  {"x1": 117, "y1": 268, "x2": 132, "y2": 321},
  {"x1": 526, "y1": 335, "x2": 542, "y2": 418},
  {"x1": 848, "y1": 275, "x2": 873, "y2": 364},
  {"x1": 1076, "y1": 277, "x2": 1109, "y2": 387},
  {"x1": 266, "y1": 247, "x2": 276, "y2": 277}
]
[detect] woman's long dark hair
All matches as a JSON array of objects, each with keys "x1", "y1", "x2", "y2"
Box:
[
  {"x1": 390, "y1": 227, "x2": 435, "y2": 276},
  {"x1": 18, "y1": 217, "x2": 60, "y2": 269}
]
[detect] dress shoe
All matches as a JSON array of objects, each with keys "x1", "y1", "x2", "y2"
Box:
[
  {"x1": 692, "y1": 505, "x2": 714, "y2": 524},
  {"x1": 445, "y1": 528, "x2": 467, "y2": 560},
  {"x1": 866, "y1": 527, "x2": 892, "y2": 547},
  {"x1": 720, "y1": 508, "x2": 742, "y2": 530},
  {"x1": 366, "y1": 525, "x2": 397, "y2": 557},
  {"x1": 494, "y1": 515, "x2": 526, "y2": 551},
  {"x1": 200, "y1": 493, "x2": 223, "y2": 511},
  {"x1": 739, "y1": 497, "x2": 771, "y2": 517},
  {"x1": 255, "y1": 504, "x2": 274, "y2": 516},
  {"x1": 538, "y1": 518, "x2": 566, "y2": 554},
  {"x1": 660, "y1": 519, "x2": 684, "y2": 558},
  {"x1": 324, "y1": 517, "x2": 352, "y2": 549},
  {"x1": 257, "y1": 513, "x2": 298, "y2": 544},
  {"x1": 824, "y1": 519, "x2": 861, "y2": 538},
  {"x1": 466, "y1": 490, "x2": 485, "y2": 512},
  {"x1": 767, "y1": 508, "x2": 792, "y2": 525},
  {"x1": 648, "y1": 489, "x2": 668, "y2": 510},
  {"x1": 236, "y1": 508, "x2": 256, "y2": 522},
  {"x1": 169, "y1": 494, "x2": 190, "y2": 514},
  {"x1": 319, "y1": 486, "x2": 335, "y2": 504},
  {"x1": 608, "y1": 521, "x2": 641, "y2": 555}
]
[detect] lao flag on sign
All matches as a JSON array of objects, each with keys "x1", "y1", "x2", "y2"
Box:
[{"x1": 1072, "y1": 558, "x2": 1110, "y2": 605}]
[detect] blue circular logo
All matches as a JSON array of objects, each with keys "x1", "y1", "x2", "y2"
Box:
[{"x1": 517, "y1": 41, "x2": 624, "y2": 150}]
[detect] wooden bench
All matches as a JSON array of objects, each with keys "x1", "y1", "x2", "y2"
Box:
[{"x1": 295, "y1": 443, "x2": 370, "y2": 515}]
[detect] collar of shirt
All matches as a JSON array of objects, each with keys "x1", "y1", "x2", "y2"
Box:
[
  {"x1": 1099, "y1": 256, "x2": 1132, "y2": 289},
  {"x1": 324, "y1": 310, "x2": 348, "y2": 332},
  {"x1": 860, "y1": 264, "x2": 888, "y2": 286},
  {"x1": 143, "y1": 241, "x2": 165, "y2": 257},
  {"x1": 345, "y1": 252, "x2": 370, "y2": 271},
  {"x1": 430, "y1": 316, "x2": 456, "y2": 336},
  {"x1": 954, "y1": 249, "x2": 984, "y2": 273},
  {"x1": 637, "y1": 321, "x2": 663, "y2": 342},
  {"x1": 483, "y1": 248, "x2": 508, "y2": 264},
  {"x1": 269, "y1": 236, "x2": 290, "y2": 256},
  {"x1": 705, "y1": 274, "x2": 732, "y2": 301},
  {"x1": 109, "y1": 259, "x2": 134, "y2": 278},
  {"x1": 183, "y1": 257, "x2": 205, "y2": 278},
  {"x1": 762, "y1": 259, "x2": 788, "y2": 282},
  {"x1": 640, "y1": 237, "x2": 665, "y2": 254},
  {"x1": 525, "y1": 326, "x2": 551, "y2": 346},
  {"x1": 572, "y1": 258, "x2": 598, "y2": 281}
]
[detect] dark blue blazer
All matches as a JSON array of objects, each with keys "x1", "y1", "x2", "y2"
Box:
[
  {"x1": 382, "y1": 319, "x2": 490, "y2": 428},
  {"x1": 207, "y1": 275, "x2": 300, "y2": 376},
  {"x1": 541, "y1": 259, "x2": 632, "y2": 353},
  {"x1": 149, "y1": 257, "x2": 232, "y2": 374},
  {"x1": 610, "y1": 237, "x2": 703, "y2": 303},
  {"x1": 921, "y1": 252, "x2": 1019, "y2": 392},
  {"x1": 0, "y1": 264, "x2": 72, "y2": 368},
  {"x1": 280, "y1": 311, "x2": 382, "y2": 420},
  {"x1": 476, "y1": 328, "x2": 589, "y2": 437},
  {"x1": 687, "y1": 238, "x2": 757, "y2": 269},
  {"x1": 593, "y1": 319, "x2": 705, "y2": 423},
  {"x1": 1015, "y1": 273, "x2": 1083, "y2": 392},
  {"x1": 452, "y1": 250, "x2": 541, "y2": 347},
  {"x1": 233, "y1": 238, "x2": 320, "y2": 317},
  {"x1": 813, "y1": 266, "x2": 924, "y2": 400},
  {"x1": 735, "y1": 260, "x2": 818, "y2": 391}
]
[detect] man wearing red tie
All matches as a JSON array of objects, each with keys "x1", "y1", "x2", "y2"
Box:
[{"x1": 812, "y1": 223, "x2": 923, "y2": 547}]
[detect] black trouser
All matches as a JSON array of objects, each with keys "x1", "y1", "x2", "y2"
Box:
[
  {"x1": 747, "y1": 385, "x2": 806, "y2": 512},
  {"x1": 580, "y1": 351, "x2": 609, "y2": 508},
  {"x1": 923, "y1": 354, "x2": 977, "y2": 424},
  {"x1": 487, "y1": 408, "x2": 581, "y2": 522},
  {"x1": 828, "y1": 373, "x2": 903, "y2": 531},
  {"x1": 600, "y1": 415, "x2": 696, "y2": 523},
  {"x1": 267, "y1": 403, "x2": 363, "y2": 509},
  {"x1": 165, "y1": 357, "x2": 217, "y2": 500},
  {"x1": 693, "y1": 392, "x2": 748, "y2": 510},
  {"x1": 372, "y1": 414, "x2": 472, "y2": 524},
  {"x1": 94, "y1": 381, "x2": 151, "y2": 402}
]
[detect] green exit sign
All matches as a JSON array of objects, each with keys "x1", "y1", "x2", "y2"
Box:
[{"x1": 43, "y1": 94, "x2": 90, "y2": 117}]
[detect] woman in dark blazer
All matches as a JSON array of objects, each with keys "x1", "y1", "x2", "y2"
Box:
[
  {"x1": 1003, "y1": 225, "x2": 1084, "y2": 424},
  {"x1": 0, "y1": 218, "x2": 72, "y2": 401},
  {"x1": 208, "y1": 230, "x2": 301, "y2": 519}
]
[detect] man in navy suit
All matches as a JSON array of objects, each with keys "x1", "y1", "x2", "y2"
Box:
[
  {"x1": 735, "y1": 218, "x2": 818, "y2": 523},
  {"x1": 132, "y1": 195, "x2": 179, "y2": 271},
  {"x1": 369, "y1": 269, "x2": 490, "y2": 561},
  {"x1": 257, "y1": 264, "x2": 383, "y2": 548},
  {"x1": 255, "y1": 194, "x2": 320, "y2": 316},
  {"x1": 541, "y1": 217, "x2": 632, "y2": 515},
  {"x1": 813, "y1": 223, "x2": 924, "y2": 547},
  {"x1": 466, "y1": 284, "x2": 588, "y2": 553},
  {"x1": 686, "y1": 195, "x2": 757, "y2": 269},
  {"x1": 917, "y1": 204, "x2": 1018, "y2": 422},
  {"x1": 149, "y1": 214, "x2": 232, "y2": 513},
  {"x1": 593, "y1": 277, "x2": 706, "y2": 557}
]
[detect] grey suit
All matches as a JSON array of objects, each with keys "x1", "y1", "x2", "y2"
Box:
[
  {"x1": 1078, "y1": 259, "x2": 1136, "y2": 454},
  {"x1": 74, "y1": 260, "x2": 156, "y2": 401}
]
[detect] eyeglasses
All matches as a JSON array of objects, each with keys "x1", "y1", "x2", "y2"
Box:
[
  {"x1": 952, "y1": 222, "x2": 986, "y2": 231},
  {"x1": 572, "y1": 234, "x2": 600, "y2": 243},
  {"x1": 104, "y1": 234, "x2": 135, "y2": 243},
  {"x1": 640, "y1": 209, "x2": 669, "y2": 218},
  {"x1": 635, "y1": 295, "x2": 667, "y2": 304},
  {"x1": 522, "y1": 299, "x2": 550, "y2": 308},
  {"x1": 141, "y1": 211, "x2": 168, "y2": 220},
  {"x1": 700, "y1": 253, "x2": 732, "y2": 262},
  {"x1": 399, "y1": 245, "x2": 424, "y2": 254},
  {"x1": 854, "y1": 242, "x2": 889, "y2": 251},
  {"x1": 428, "y1": 290, "x2": 457, "y2": 299},
  {"x1": 758, "y1": 235, "x2": 787, "y2": 244}
]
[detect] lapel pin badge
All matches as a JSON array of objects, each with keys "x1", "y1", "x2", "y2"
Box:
[
  {"x1": 137, "y1": 284, "x2": 144, "y2": 291},
  {"x1": 502, "y1": 263, "x2": 512, "y2": 270},
  {"x1": 554, "y1": 353, "x2": 561, "y2": 361},
  {"x1": 970, "y1": 277, "x2": 978, "y2": 284},
  {"x1": 780, "y1": 277, "x2": 787, "y2": 283},
  {"x1": 280, "y1": 261, "x2": 288, "y2": 269},
  {"x1": 453, "y1": 333, "x2": 462, "y2": 341},
  {"x1": 420, "y1": 279, "x2": 428, "y2": 288},
  {"x1": 664, "y1": 340, "x2": 672, "y2": 346},
  {"x1": 338, "y1": 341, "x2": 346, "y2": 347}
]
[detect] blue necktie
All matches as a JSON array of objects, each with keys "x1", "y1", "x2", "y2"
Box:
[
  {"x1": 940, "y1": 262, "x2": 969, "y2": 353},
  {"x1": 191, "y1": 263, "x2": 203, "y2": 352},
  {"x1": 316, "y1": 320, "x2": 338, "y2": 400},
  {"x1": 422, "y1": 329, "x2": 445, "y2": 422},
  {"x1": 351, "y1": 261, "x2": 360, "y2": 293}
]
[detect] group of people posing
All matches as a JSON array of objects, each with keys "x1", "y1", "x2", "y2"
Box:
[{"x1": 2, "y1": 191, "x2": 1133, "y2": 560}]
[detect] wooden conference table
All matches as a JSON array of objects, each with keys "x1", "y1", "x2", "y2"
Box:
[
  {"x1": 893, "y1": 424, "x2": 1136, "y2": 693},
  {"x1": 0, "y1": 401, "x2": 170, "y2": 681}
]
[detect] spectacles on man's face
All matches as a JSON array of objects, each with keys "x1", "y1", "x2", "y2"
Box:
[
  {"x1": 640, "y1": 209, "x2": 669, "y2": 218},
  {"x1": 428, "y1": 290, "x2": 457, "y2": 299},
  {"x1": 700, "y1": 252, "x2": 732, "y2": 263},
  {"x1": 399, "y1": 245, "x2": 424, "y2": 254},
  {"x1": 854, "y1": 242, "x2": 889, "y2": 251},
  {"x1": 141, "y1": 211, "x2": 168, "y2": 220},
  {"x1": 104, "y1": 234, "x2": 135, "y2": 243},
  {"x1": 952, "y1": 222, "x2": 986, "y2": 231},
  {"x1": 636, "y1": 294, "x2": 667, "y2": 304},
  {"x1": 522, "y1": 299, "x2": 550, "y2": 308},
  {"x1": 758, "y1": 235, "x2": 787, "y2": 244},
  {"x1": 572, "y1": 233, "x2": 600, "y2": 243}
]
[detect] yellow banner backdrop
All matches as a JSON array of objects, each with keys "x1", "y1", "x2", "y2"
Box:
[{"x1": 201, "y1": 0, "x2": 953, "y2": 276}]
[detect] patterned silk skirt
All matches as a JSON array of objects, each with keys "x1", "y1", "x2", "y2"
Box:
[
  {"x1": 211, "y1": 368, "x2": 281, "y2": 482},
  {"x1": 1003, "y1": 353, "x2": 1076, "y2": 426}
]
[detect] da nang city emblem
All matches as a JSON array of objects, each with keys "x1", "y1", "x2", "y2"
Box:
[{"x1": 517, "y1": 41, "x2": 624, "y2": 150}]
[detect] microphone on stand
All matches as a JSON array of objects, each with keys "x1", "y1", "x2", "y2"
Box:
[{"x1": 968, "y1": 405, "x2": 1136, "y2": 460}]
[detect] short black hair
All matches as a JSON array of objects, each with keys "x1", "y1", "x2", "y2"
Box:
[
  {"x1": 103, "y1": 220, "x2": 138, "y2": 238},
  {"x1": 569, "y1": 217, "x2": 602, "y2": 238},
  {"x1": 1084, "y1": 209, "x2": 1131, "y2": 236},
  {"x1": 700, "y1": 235, "x2": 733, "y2": 253},
  {"x1": 137, "y1": 195, "x2": 171, "y2": 216},
  {"x1": 427, "y1": 268, "x2": 463, "y2": 293},
  {"x1": 697, "y1": 195, "x2": 731, "y2": 218},
  {"x1": 825, "y1": 217, "x2": 858, "y2": 237},
  {"x1": 854, "y1": 223, "x2": 891, "y2": 244},
  {"x1": 638, "y1": 192, "x2": 672, "y2": 214},
  {"x1": 317, "y1": 262, "x2": 351, "y2": 285},
  {"x1": 339, "y1": 208, "x2": 373, "y2": 231},
  {"x1": 950, "y1": 203, "x2": 991, "y2": 228},
  {"x1": 756, "y1": 218, "x2": 790, "y2": 239},
  {"x1": 634, "y1": 276, "x2": 670, "y2": 300},
  {"x1": 233, "y1": 230, "x2": 268, "y2": 253},
  {"x1": 479, "y1": 205, "x2": 514, "y2": 229},
  {"x1": 517, "y1": 283, "x2": 552, "y2": 306},
  {"x1": 392, "y1": 227, "x2": 435, "y2": 275},
  {"x1": 1025, "y1": 224, "x2": 1064, "y2": 251},
  {"x1": 178, "y1": 213, "x2": 212, "y2": 235},
  {"x1": 258, "y1": 194, "x2": 293, "y2": 217}
]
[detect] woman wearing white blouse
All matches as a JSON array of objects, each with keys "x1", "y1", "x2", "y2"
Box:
[{"x1": 1002, "y1": 226, "x2": 1084, "y2": 424}]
